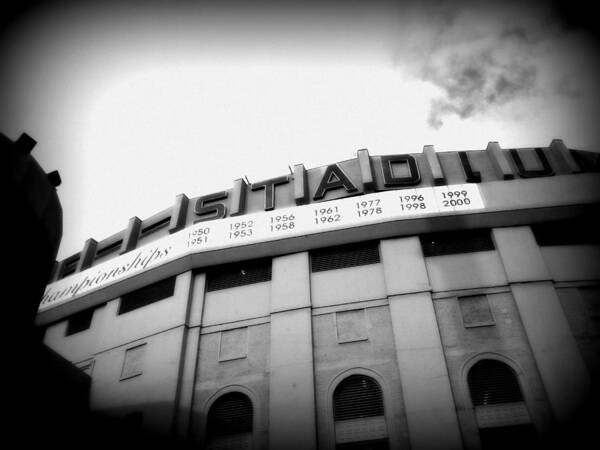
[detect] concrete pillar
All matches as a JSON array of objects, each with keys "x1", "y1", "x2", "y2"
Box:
[
  {"x1": 381, "y1": 237, "x2": 462, "y2": 450},
  {"x1": 486, "y1": 141, "x2": 514, "y2": 180},
  {"x1": 511, "y1": 282, "x2": 591, "y2": 421},
  {"x1": 549, "y1": 139, "x2": 582, "y2": 173},
  {"x1": 380, "y1": 237, "x2": 430, "y2": 296},
  {"x1": 269, "y1": 252, "x2": 317, "y2": 450},
  {"x1": 76, "y1": 238, "x2": 97, "y2": 271},
  {"x1": 423, "y1": 145, "x2": 446, "y2": 185},
  {"x1": 388, "y1": 292, "x2": 463, "y2": 450},
  {"x1": 121, "y1": 216, "x2": 142, "y2": 254},
  {"x1": 494, "y1": 226, "x2": 591, "y2": 421},
  {"x1": 174, "y1": 273, "x2": 205, "y2": 438},
  {"x1": 357, "y1": 148, "x2": 376, "y2": 192},
  {"x1": 492, "y1": 227, "x2": 551, "y2": 283},
  {"x1": 169, "y1": 193, "x2": 189, "y2": 234}
]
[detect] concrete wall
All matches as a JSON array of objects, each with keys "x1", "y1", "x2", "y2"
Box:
[
  {"x1": 510, "y1": 282, "x2": 591, "y2": 422},
  {"x1": 101, "y1": 272, "x2": 191, "y2": 349},
  {"x1": 202, "y1": 281, "x2": 271, "y2": 326},
  {"x1": 380, "y1": 236, "x2": 463, "y2": 450},
  {"x1": 556, "y1": 285, "x2": 600, "y2": 380},
  {"x1": 425, "y1": 251, "x2": 508, "y2": 292},
  {"x1": 541, "y1": 246, "x2": 600, "y2": 281},
  {"x1": 380, "y1": 236, "x2": 430, "y2": 296},
  {"x1": 44, "y1": 271, "x2": 191, "y2": 361},
  {"x1": 312, "y1": 304, "x2": 410, "y2": 450},
  {"x1": 191, "y1": 322, "x2": 271, "y2": 448},
  {"x1": 90, "y1": 326, "x2": 185, "y2": 434},
  {"x1": 389, "y1": 292, "x2": 463, "y2": 450},
  {"x1": 434, "y1": 290, "x2": 554, "y2": 449},
  {"x1": 40, "y1": 218, "x2": 600, "y2": 448},
  {"x1": 311, "y1": 263, "x2": 387, "y2": 307},
  {"x1": 493, "y1": 226, "x2": 592, "y2": 422},
  {"x1": 43, "y1": 272, "x2": 193, "y2": 435},
  {"x1": 44, "y1": 302, "x2": 110, "y2": 364},
  {"x1": 269, "y1": 253, "x2": 316, "y2": 450}
]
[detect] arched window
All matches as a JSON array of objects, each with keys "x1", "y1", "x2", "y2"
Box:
[
  {"x1": 206, "y1": 392, "x2": 253, "y2": 450},
  {"x1": 467, "y1": 360, "x2": 536, "y2": 449},
  {"x1": 468, "y1": 359, "x2": 523, "y2": 406},
  {"x1": 333, "y1": 375, "x2": 388, "y2": 450}
]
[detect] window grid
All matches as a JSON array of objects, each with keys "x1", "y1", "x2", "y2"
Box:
[
  {"x1": 60, "y1": 255, "x2": 80, "y2": 278},
  {"x1": 207, "y1": 392, "x2": 253, "y2": 437},
  {"x1": 206, "y1": 259, "x2": 272, "y2": 292},
  {"x1": 334, "y1": 375, "x2": 385, "y2": 421},
  {"x1": 65, "y1": 308, "x2": 95, "y2": 336},
  {"x1": 531, "y1": 219, "x2": 600, "y2": 246},
  {"x1": 96, "y1": 239, "x2": 122, "y2": 257},
  {"x1": 311, "y1": 241, "x2": 380, "y2": 273},
  {"x1": 468, "y1": 360, "x2": 524, "y2": 406},
  {"x1": 118, "y1": 276, "x2": 176, "y2": 315},
  {"x1": 420, "y1": 229, "x2": 494, "y2": 257},
  {"x1": 140, "y1": 216, "x2": 171, "y2": 237}
]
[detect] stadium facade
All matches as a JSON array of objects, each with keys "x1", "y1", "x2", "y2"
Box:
[{"x1": 38, "y1": 141, "x2": 600, "y2": 450}]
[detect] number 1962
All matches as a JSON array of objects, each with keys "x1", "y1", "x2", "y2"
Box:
[{"x1": 314, "y1": 206, "x2": 341, "y2": 224}]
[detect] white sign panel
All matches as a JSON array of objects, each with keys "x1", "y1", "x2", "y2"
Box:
[{"x1": 40, "y1": 184, "x2": 484, "y2": 311}]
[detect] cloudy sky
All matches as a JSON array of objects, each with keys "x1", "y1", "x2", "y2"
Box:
[{"x1": 1, "y1": 0, "x2": 599, "y2": 261}]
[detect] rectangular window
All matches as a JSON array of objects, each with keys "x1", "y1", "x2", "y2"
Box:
[
  {"x1": 60, "y1": 254, "x2": 80, "y2": 278},
  {"x1": 219, "y1": 328, "x2": 248, "y2": 361},
  {"x1": 420, "y1": 229, "x2": 494, "y2": 257},
  {"x1": 121, "y1": 344, "x2": 147, "y2": 380},
  {"x1": 124, "y1": 411, "x2": 144, "y2": 429},
  {"x1": 76, "y1": 359, "x2": 95, "y2": 376},
  {"x1": 579, "y1": 286, "x2": 600, "y2": 331},
  {"x1": 206, "y1": 259, "x2": 272, "y2": 292},
  {"x1": 310, "y1": 241, "x2": 380, "y2": 273},
  {"x1": 65, "y1": 307, "x2": 95, "y2": 336},
  {"x1": 531, "y1": 219, "x2": 600, "y2": 246},
  {"x1": 478, "y1": 425, "x2": 538, "y2": 450},
  {"x1": 336, "y1": 439, "x2": 389, "y2": 450},
  {"x1": 118, "y1": 276, "x2": 176, "y2": 315},
  {"x1": 96, "y1": 239, "x2": 123, "y2": 257},
  {"x1": 140, "y1": 216, "x2": 170, "y2": 237},
  {"x1": 459, "y1": 295, "x2": 495, "y2": 327},
  {"x1": 336, "y1": 309, "x2": 368, "y2": 343}
]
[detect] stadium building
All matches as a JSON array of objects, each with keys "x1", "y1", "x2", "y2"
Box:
[{"x1": 37, "y1": 141, "x2": 600, "y2": 450}]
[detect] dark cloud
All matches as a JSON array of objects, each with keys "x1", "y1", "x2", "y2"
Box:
[
  {"x1": 424, "y1": 50, "x2": 537, "y2": 129},
  {"x1": 390, "y1": 0, "x2": 599, "y2": 129}
]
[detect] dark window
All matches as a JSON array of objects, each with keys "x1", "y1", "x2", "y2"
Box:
[
  {"x1": 468, "y1": 360, "x2": 523, "y2": 406},
  {"x1": 420, "y1": 229, "x2": 494, "y2": 257},
  {"x1": 65, "y1": 308, "x2": 95, "y2": 336},
  {"x1": 118, "y1": 276, "x2": 176, "y2": 315},
  {"x1": 140, "y1": 216, "x2": 170, "y2": 237},
  {"x1": 336, "y1": 439, "x2": 389, "y2": 450},
  {"x1": 60, "y1": 254, "x2": 80, "y2": 278},
  {"x1": 96, "y1": 239, "x2": 123, "y2": 257},
  {"x1": 531, "y1": 219, "x2": 600, "y2": 246},
  {"x1": 333, "y1": 375, "x2": 384, "y2": 421},
  {"x1": 571, "y1": 150, "x2": 600, "y2": 172},
  {"x1": 123, "y1": 411, "x2": 144, "y2": 430},
  {"x1": 206, "y1": 259, "x2": 271, "y2": 292},
  {"x1": 478, "y1": 425, "x2": 538, "y2": 450},
  {"x1": 207, "y1": 392, "x2": 253, "y2": 438},
  {"x1": 311, "y1": 241, "x2": 380, "y2": 273}
]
